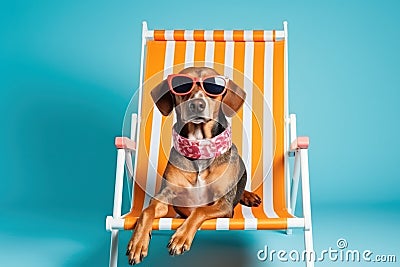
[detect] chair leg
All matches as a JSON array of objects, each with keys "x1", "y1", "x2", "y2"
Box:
[
  {"x1": 109, "y1": 230, "x2": 119, "y2": 267},
  {"x1": 108, "y1": 148, "x2": 126, "y2": 267},
  {"x1": 304, "y1": 229, "x2": 314, "y2": 267},
  {"x1": 300, "y1": 149, "x2": 314, "y2": 267}
]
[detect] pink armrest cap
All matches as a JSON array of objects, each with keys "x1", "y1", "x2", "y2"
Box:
[
  {"x1": 115, "y1": 137, "x2": 136, "y2": 150},
  {"x1": 290, "y1": 136, "x2": 310, "y2": 150}
]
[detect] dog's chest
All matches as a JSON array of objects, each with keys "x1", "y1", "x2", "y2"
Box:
[
  {"x1": 195, "y1": 174, "x2": 207, "y2": 188},
  {"x1": 194, "y1": 172, "x2": 209, "y2": 203}
]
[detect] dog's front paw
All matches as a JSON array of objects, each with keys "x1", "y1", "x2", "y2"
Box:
[
  {"x1": 167, "y1": 227, "x2": 195, "y2": 256},
  {"x1": 240, "y1": 190, "x2": 262, "y2": 207},
  {"x1": 126, "y1": 232, "x2": 151, "y2": 265}
]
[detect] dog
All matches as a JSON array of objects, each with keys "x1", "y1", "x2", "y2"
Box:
[{"x1": 126, "y1": 67, "x2": 261, "y2": 265}]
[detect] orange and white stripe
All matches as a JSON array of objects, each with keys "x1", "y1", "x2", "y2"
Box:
[
  {"x1": 148, "y1": 30, "x2": 284, "y2": 42},
  {"x1": 124, "y1": 28, "x2": 297, "y2": 229}
]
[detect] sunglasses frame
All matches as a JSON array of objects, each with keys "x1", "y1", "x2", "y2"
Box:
[{"x1": 167, "y1": 74, "x2": 229, "y2": 97}]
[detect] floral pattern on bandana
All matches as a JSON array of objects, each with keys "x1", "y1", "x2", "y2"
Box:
[{"x1": 172, "y1": 125, "x2": 232, "y2": 159}]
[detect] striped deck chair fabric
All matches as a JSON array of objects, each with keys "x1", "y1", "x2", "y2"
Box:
[{"x1": 107, "y1": 21, "x2": 314, "y2": 267}]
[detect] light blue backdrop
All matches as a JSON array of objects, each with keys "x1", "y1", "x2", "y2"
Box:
[{"x1": 1, "y1": 0, "x2": 399, "y2": 266}]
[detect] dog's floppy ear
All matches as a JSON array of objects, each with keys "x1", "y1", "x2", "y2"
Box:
[
  {"x1": 150, "y1": 80, "x2": 174, "y2": 116},
  {"x1": 221, "y1": 80, "x2": 246, "y2": 117}
]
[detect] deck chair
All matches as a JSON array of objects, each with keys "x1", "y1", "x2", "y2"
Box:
[{"x1": 106, "y1": 21, "x2": 314, "y2": 267}]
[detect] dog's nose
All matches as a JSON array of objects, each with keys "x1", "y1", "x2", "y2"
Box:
[{"x1": 189, "y1": 99, "x2": 206, "y2": 113}]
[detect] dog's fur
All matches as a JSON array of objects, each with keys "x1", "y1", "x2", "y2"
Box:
[{"x1": 126, "y1": 67, "x2": 261, "y2": 265}]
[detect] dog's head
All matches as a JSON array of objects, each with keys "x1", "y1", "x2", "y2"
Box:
[{"x1": 151, "y1": 67, "x2": 246, "y2": 128}]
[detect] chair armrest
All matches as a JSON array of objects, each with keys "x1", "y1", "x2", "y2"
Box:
[
  {"x1": 290, "y1": 136, "x2": 309, "y2": 151},
  {"x1": 115, "y1": 137, "x2": 136, "y2": 151}
]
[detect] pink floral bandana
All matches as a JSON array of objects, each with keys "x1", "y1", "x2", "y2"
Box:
[{"x1": 172, "y1": 125, "x2": 232, "y2": 159}]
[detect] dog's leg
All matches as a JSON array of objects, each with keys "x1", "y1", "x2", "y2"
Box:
[
  {"x1": 240, "y1": 190, "x2": 262, "y2": 207},
  {"x1": 127, "y1": 187, "x2": 174, "y2": 265},
  {"x1": 126, "y1": 199, "x2": 168, "y2": 265},
  {"x1": 167, "y1": 197, "x2": 233, "y2": 256}
]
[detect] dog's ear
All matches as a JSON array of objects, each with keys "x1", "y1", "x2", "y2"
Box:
[
  {"x1": 150, "y1": 80, "x2": 174, "y2": 116},
  {"x1": 221, "y1": 80, "x2": 246, "y2": 117}
]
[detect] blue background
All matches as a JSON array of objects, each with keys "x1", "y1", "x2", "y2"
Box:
[{"x1": 1, "y1": 0, "x2": 399, "y2": 266}]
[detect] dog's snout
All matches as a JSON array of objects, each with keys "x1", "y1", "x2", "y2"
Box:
[{"x1": 189, "y1": 99, "x2": 206, "y2": 113}]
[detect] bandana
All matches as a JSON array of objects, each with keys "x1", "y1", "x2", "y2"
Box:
[{"x1": 172, "y1": 124, "x2": 232, "y2": 160}]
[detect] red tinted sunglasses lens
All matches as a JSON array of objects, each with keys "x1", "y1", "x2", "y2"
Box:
[
  {"x1": 171, "y1": 76, "x2": 193, "y2": 94},
  {"x1": 203, "y1": 76, "x2": 226, "y2": 95}
]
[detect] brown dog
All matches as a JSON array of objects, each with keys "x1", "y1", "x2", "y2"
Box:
[{"x1": 126, "y1": 67, "x2": 261, "y2": 265}]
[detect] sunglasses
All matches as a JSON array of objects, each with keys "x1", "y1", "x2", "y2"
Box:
[{"x1": 167, "y1": 74, "x2": 229, "y2": 96}]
